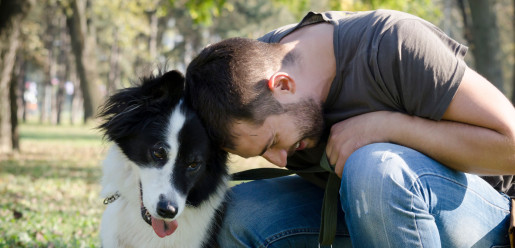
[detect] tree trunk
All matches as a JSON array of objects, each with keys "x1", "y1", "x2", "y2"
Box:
[
  {"x1": 0, "y1": 0, "x2": 33, "y2": 153},
  {"x1": 107, "y1": 27, "x2": 120, "y2": 96},
  {"x1": 71, "y1": 80, "x2": 83, "y2": 124},
  {"x1": 467, "y1": 0, "x2": 505, "y2": 92},
  {"x1": 457, "y1": 0, "x2": 473, "y2": 45},
  {"x1": 55, "y1": 79, "x2": 65, "y2": 125},
  {"x1": 39, "y1": 57, "x2": 51, "y2": 124},
  {"x1": 9, "y1": 52, "x2": 23, "y2": 151},
  {"x1": 0, "y1": 26, "x2": 20, "y2": 153},
  {"x1": 66, "y1": 0, "x2": 102, "y2": 123},
  {"x1": 56, "y1": 14, "x2": 68, "y2": 125},
  {"x1": 19, "y1": 57, "x2": 27, "y2": 123}
]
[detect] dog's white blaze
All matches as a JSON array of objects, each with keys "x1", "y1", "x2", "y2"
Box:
[{"x1": 139, "y1": 103, "x2": 187, "y2": 219}]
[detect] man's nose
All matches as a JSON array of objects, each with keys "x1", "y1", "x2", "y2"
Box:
[{"x1": 262, "y1": 149, "x2": 287, "y2": 167}]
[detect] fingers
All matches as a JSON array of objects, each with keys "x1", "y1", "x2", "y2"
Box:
[
  {"x1": 326, "y1": 142, "x2": 350, "y2": 178},
  {"x1": 326, "y1": 125, "x2": 352, "y2": 178}
]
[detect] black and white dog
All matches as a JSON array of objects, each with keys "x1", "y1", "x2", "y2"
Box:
[{"x1": 98, "y1": 70, "x2": 229, "y2": 247}]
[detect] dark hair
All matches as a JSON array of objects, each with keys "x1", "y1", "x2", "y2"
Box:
[{"x1": 185, "y1": 38, "x2": 288, "y2": 149}]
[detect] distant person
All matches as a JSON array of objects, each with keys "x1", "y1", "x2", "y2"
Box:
[{"x1": 186, "y1": 10, "x2": 515, "y2": 247}]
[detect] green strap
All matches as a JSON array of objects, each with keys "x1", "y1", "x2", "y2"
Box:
[
  {"x1": 318, "y1": 153, "x2": 341, "y2": 246},
  {"x1": 231, "y1": 168, "x2": 296, "y2": 180},
  {"x1": 230, "y1": 152, "x2": 340, "y2": 246}
]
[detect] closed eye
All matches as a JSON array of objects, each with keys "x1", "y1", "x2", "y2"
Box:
[{"x1": 259, "y1": 136, "x2": 275, "y2": 156}]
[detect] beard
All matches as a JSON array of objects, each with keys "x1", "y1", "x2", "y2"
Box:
[{"x1": 283, "y1": 98, "x2": 325, "y2": 149}]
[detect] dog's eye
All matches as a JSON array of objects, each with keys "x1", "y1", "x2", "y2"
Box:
[
  {"x1": 188, "y1": 162, "x2": 200, "y2": 170},
  {"x1": 153, "y1": 148, "x2": 166, "y2": 159},
  {"x1": 151, "y1": 143, "x2": 168, "y2": 161}
]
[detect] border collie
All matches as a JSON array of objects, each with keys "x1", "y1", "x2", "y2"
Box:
[{"x1": 97, "y1": 70, "x2": 229, "y2": 247}]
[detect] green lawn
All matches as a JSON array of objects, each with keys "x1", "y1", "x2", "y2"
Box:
[
  {"x1": 0, "y1": 123, "x2": 105, "y2": 247},
  {"x1": 0, "y1": 122, "x2": 273, "y2": 247}
]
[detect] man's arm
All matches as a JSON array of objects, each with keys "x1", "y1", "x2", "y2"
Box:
[{"x1": 326, "y1": 67, "x2": 515, "y2": 177}]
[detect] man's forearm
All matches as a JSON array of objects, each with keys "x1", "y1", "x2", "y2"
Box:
[{"x1": 387, "y1": 112, "x2": 515, "y2": 175}]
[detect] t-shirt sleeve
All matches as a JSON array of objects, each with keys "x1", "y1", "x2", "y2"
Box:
[
  {"x1": 374, "y1": 18, "x2": 468, "y2": 120},
  {"x1": 258, "y1": 23, "x2": 298, "y2": 43}
]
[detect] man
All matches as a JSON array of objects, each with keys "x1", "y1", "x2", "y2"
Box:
[{"x1": 185, "y1": 10, "x2": 515, "y2": 247}]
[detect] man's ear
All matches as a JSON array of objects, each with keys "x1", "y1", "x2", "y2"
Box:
[{"x1": 268, "y1": 72, "x2": 295, "y2": 94}]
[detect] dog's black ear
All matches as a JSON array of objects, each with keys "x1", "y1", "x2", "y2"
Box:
[
  {"x1": 141, "y1": 69, "x2": 184, "y2": 104},
  {"x1": 97, "y1": 69, "x2": 185, "y2": 141},
  {"x1": 161, "y1": 70, "x2": 185, "y2": 101}
]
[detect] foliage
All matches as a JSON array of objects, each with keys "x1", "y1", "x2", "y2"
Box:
[
  {"x1": 211, "y1": 0, "x2": 297, "y2": 39},
  {"x1": 181, "y1": 0, "x2": 227, "y2": 25},
  {"x1": 272, "y1": 0, "x2": 311, "y2": 19},
  {"x1": 329, "y1": 0, "x2": 441, "y2": 22}
]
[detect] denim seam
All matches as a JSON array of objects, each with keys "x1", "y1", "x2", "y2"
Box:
[
  {"x1": 380, "y1": 154, "x2": 395, "y2": 248},
  {"x1": 382, "y1": 155, "x2": 427, "y2": 248},
  {"x1": 411, "y1": 194, "x2": 425, "y2": 248},
  {"x1": 388, "y1": 172, "x2": 428, "y2": 248},
  {"x1": 379, "y1": 168, "x2": 391, "y2": 248},
  {"x1": 260, "y1": 228, "x2": 349, "y2": 248},
  {"x1": 410, "y1": 173, "x2": 510, "y2": 213}
]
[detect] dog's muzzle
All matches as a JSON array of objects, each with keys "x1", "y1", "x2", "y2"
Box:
[{"x1": 139, "y1": 183, "x2": 179, "y2": 238}]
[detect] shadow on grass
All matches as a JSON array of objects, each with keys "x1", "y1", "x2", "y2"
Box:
[{"x1": 0, "y1": 159, "x2": 101, "y2": 184}]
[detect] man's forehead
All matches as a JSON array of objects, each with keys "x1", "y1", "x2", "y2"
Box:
[
  {"x1": 229, "y1": 119, "x2": 264, "y2": 136},
  {"x1": 226, "y1": 120, "x2": 270, "y2": 158}
]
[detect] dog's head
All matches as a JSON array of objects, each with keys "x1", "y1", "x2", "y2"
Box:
[{"x1": 98, "y1": 70, "x2": 228, "y2": 238}]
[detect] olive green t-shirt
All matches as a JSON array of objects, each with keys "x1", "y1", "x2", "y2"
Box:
[{"x1": 259, "y1": 10, "x2": 513, "y2": 195}]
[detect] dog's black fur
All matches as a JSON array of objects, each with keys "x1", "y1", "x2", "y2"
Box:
[{"x1": 98, "y1": 70, "x2": 228, "y2": 247}]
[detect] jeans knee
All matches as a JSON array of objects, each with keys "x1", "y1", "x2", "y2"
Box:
[
  {"x1": 340, "y1": 143, "x2": 418, "y2": 204},
  {"x1": 343, "y1": 143, "x2": 409, "y2": 181}
]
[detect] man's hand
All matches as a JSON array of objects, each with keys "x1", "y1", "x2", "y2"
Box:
[{"x1": 326, "y1": 111, "x2": 396, "y2": 177}]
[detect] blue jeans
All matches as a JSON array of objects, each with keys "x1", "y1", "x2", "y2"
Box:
[{"x1": 219, "y1": 143, "x2": 511, "y2": 247}]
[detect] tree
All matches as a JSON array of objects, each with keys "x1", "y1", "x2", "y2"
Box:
[
  {"x1": 0, "y1": 0, "x2": 34, "y2": 153},
  {"x1": 64, "y1": 0, "x2": 103, "y2": 123},
  {"x1": 466, "y1": 0, "x2": 505, "y2": 92}
]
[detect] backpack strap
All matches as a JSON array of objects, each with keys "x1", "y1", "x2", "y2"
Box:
[{"x1": 231, "y1": 152, "x2": 340, "y2": 246}]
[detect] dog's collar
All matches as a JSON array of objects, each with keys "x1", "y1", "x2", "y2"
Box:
[
  {"x1": 103, "y1": 186, "x2": 151, "y2": 225},
  {"x1": 103, "y1": 191, "x2": 121, "y2": 205}
]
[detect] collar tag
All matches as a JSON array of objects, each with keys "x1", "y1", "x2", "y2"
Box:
[{"x1": 103, "y1": 192, "x2": 121, "y2": 205}]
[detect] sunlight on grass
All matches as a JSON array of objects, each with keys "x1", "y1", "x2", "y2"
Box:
[
  {"x1": 0, "y1": 122, "x2": 274, "y2": 247},
  {"x1": 0, "y1": 123, "x2": 105, "y2": 247}
]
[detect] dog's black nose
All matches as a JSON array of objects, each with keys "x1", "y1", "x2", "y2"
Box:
[{"x1": 156, "y1": 199, "x2": 178, "y2": 219}]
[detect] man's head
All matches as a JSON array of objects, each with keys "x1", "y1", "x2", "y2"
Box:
[
  {"x1": 185, "y1": 37, "x2": 324, "y2": 166},
  {"x1": 226, "y1": 98, "x2": 324, "y2": 166}
]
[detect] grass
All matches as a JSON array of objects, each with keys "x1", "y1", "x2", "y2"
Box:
[
  {"x1": 0, "y1": 122, "x2": 273, "y2": 247},
  {"x1": 0, "y1": 123, "x2": 105, "y2": 247}
]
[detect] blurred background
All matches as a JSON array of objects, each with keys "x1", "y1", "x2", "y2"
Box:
[{"x1": 0, "y1": 0, "x2": 513, "y2": 247}]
